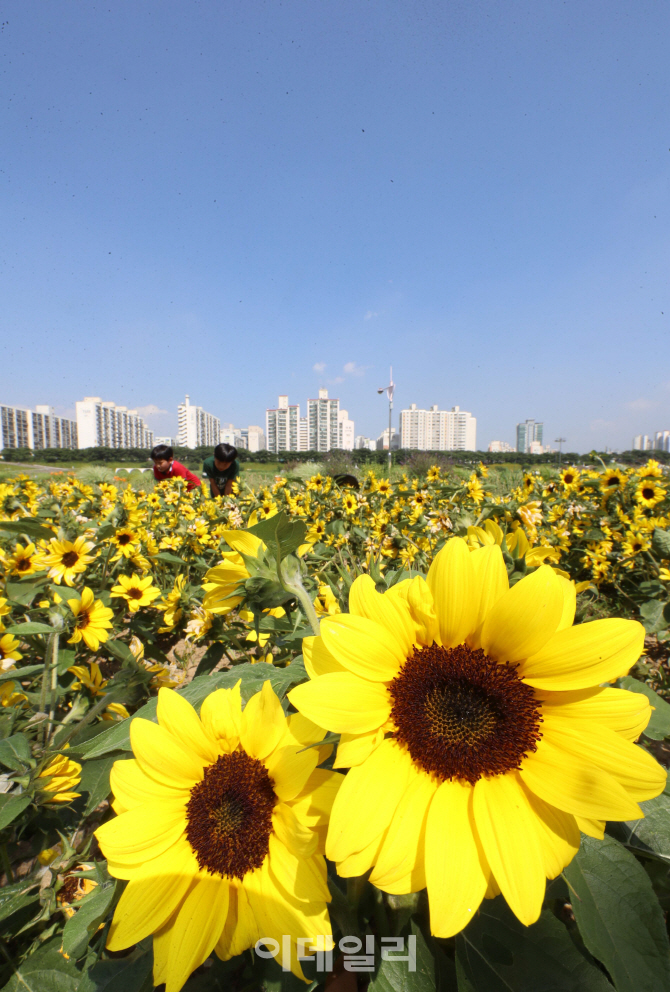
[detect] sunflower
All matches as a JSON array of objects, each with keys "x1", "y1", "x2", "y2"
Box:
[
  {"x1": 289, "y1": 538, "x2": 666, "y2": 936},
  {"x1": 377, "y1": 479, "x2": 393, "y2": 497},
  {"x1": 96, "y1": 684, "x2": 341, "y2": 992},
  {"x1": 110, "y1": 574, "x2": 161, "y2": 613},
  {"x1": 637, "y1": 459, "x2": 664, "y2": 480},
  {"x1": 622, "y1": 531, "x2": 650, "y2": 559},
  {"x1": 202, "y1": 531, "x2": 264, "y2": 615},
  {"x1": 635, "y1": 481, "x2": 666, "y2": 509},
  {"x1": 67, "y1": 588, "x2": 114, "y2": 651},
  {"x1": 560, "y1": 467, "x2": 579, "y2": 487},
  {"x1": 6, "y1": 542, "x2": 40, "y2": 577},
  {"x1": 0, "y1": 596, "x2": 10, "y2": 632},
  {"x1": 466, "y1": 476, "x2": 484, "y2": 503},
  {"x1": 38, "y1": 754, "x2": 82, "y2": 803},
  {"x1": 112, "y1": 528, "x2": 141, "y2": 558},
  {"x1": 68, "y1": 661, "x2": 108, "y2": 695},
  {"x1": 0, "y1": 633, "x2": 22, "y2": 670},
  {"x1": 427, "y1": 466, "x2": 441, "y2": 482},
  {"x1": 342, "y1": 493, "x2": 357, "y2": 515},
  {"x1": 158, "y1": 575, "x2": 187, "y2": 632},
  {"x1": 601, "y1": 468, "x2": 625, "y2": 492},
  {"x1": 38, "y1": 536, "x2": 97, "y2": 586}
]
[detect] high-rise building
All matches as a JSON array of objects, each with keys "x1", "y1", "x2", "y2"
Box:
[
  {"x1": 76, "y1": 398, "x2": 154, "y2": 449},
  {"x1": 307, "y1": 389, "x2": 340, "y2": 452},
  {"x1": 376, "y1": 427, "x2": 400, "y2": 451},
  {"x1": 338, "y1": 409, "x2": 355, "y2": 450},
  {"x1": 399, "y1": 404, "x2": 477, "y2": 451},
  {"x1": 633, "y1": 434, "x2": 653, "y2": 451},
  {"x1": 1, "y1": 403, "x2": 78, "y2": 451},
  {"x1": 654, "y1": 431, "x2": 670, "y2": 452},
  {"x1": 516, "y1": 419, "x2": 544, "y2": 454},
  {"x1": 266, "y1": 395, "x2": 301, "y2": 453},
  {"x1": 355, "y1": 435, "x2": 376, "y2": 451},
  {"x1": 177, "y1": 395, "x2": 220, "y2": 449},
  {"x1": 220, "y1": 424, "x2": 246, "y2": 449},
  {"x1": 154, "y1": 436, "x2": 176, "y2": 447},
  {"x1": 241, "y1": 426, "x2": 267, "y2": 453}
]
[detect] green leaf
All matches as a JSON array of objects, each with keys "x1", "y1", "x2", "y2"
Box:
[
  {"x1": 79, "y1": 755, "x2": 117, "y2": 816},
  {"x1": 8, "y1": 622, "x2": 56, "y2": 636},
  {"x1": 193, "y1": 642, "x2": 226, "y2": 677},
  {"x1": 611, "y1": 793, "x2": 670, "y2": 863},
  {"x1": 0, "y1": 733, "x2": 33, "y2": 772},
  {"x1": 103, "y1": 640, "x2": 136, "y2": 665},
  {"x1": 76, "y1": 660, "x2": 308, "y2": 759},
  {"x1": 0, "y1": 519, "x2": 56, "y2": 540},
  {"x1": 639, "y1": 600, "x2": 666, "y2": 634},
  {"x1": 652, "y1": 528, "x2": 670, "y2": 558},
  {"x1": 49, "y1": 585, "x2": 81, "y2": 603},
  {"x1": 0, "y1": 879, "x2": 39, "y2": 923},
  {"x1": 1, "y1": 935, "x2": 83, "y2": 991},
  {"x1": 5, "y1": 577, "x2": 48, "y2": 607},
  {"x1": 0, "y1": 792, "x2": 32, "y2": 830},
  {"x1": 617, "y1": 676, "x2": 670, "y2": 740},
  {"x1": 369, "y1": 920, "x2": 436, "y2": 992},
  {"x1": 78, "y1": 945, "x2": 153, "y2": 992},
  {"x1": 564, "y1": 833, "x2": 670, "y2": 992},
  {"x1": 248, "y1": 512, "x2": 308, "y2": 561},
  {"x1": 153, "y1": 551, "x2": 187, "y2": 565},
  {"x1": 0, "y1": 665, "x2": 43, "y2": 684},
  {"x1": 57, "y1": 648, "x2": 76, "y2": 675},
  {"x1": 455, "y1": 896, "x2": 612, "y2": 992},
  {"x1": 62, "y1": 881, "x2": 117, "y2": 957}
]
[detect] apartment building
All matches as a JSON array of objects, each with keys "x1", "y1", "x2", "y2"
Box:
[
  {"x1": 399, "y1": 404, "x2": 477, "y2": 451},
  {"x1": 516, "y1": 419, "x2": 544, "y2": 454},
  {"x1": 76, "y1": 398, "x2": 154, "y2": 449},
  {"x1": 1, "y1": 403, "x2": 78, "y2": 451},
  {"x1": 177, "y1": 395, "x2": 220, "y2": 449},
  {"x1": 266, "y1": 390, "x2": 351, "y2": 453}
]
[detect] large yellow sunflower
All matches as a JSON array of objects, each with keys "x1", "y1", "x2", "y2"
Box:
[
  {"x1": 635, "y1": 481, "x2": 666, "y2": 509},
  {"x1": 96, "y1": 684, "x2": 341, "y2": 992},
  {"x1": 289, "y1": 538, "x2": 666, "y2": 936},
  {"x1": 0, "y1": 633, "x2": 23, "y2": 669},
  {"x1": 38, "y1": 536, "x2": 97, "y2": 586},
  {"x1": 202, "y1": 531, "x2": 264, "y2": 615},
  {"x1": 5, "y1": 542, "x2": 41, "y2": 577},
  {"x1": 67, "y1": 587, "x2": 114, "y2": 651}
]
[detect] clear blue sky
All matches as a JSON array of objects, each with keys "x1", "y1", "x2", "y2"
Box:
[{"x1": 1, "y1": 1, "x2": 669, "y2": 452}]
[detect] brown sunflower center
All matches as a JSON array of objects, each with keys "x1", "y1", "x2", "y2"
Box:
[
  {"x1": 128, "y1": 588, "x2": 143, "y2": 600},
  {"x1": 17, "y1": 559, "x2": 30, "y2": 571},
  {"x1": 61, "y1": 552, "x2": 79, "y2": 567},
  {"x1": 117, "y1": 534, "x2": 132, "y2": 545},
  {"x1": 642, "y1": 487, "x2": 654, "y2": 500},
  {"x1": 607, "y1": 477, "x2": 619, "y2": 487},
  {"x1": 389, "y1": 644, "x2": 542, "y2": 785},
  {"x1": 185, "y1": 750, "x2": 276, "y2": 879}
]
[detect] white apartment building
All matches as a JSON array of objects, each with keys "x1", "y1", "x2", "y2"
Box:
[
  {"x1": 219, "y1": 424, "x2": 246, "y2": 449},
  {"x1": 377, "y1": 427, "x2": 400, "y2": 451},
  {"x1": 355, "y1": 435, "x2": 376, "y2": 451},
  {"x1": 400, "y1": 404, "x2": 477, "y2": 451},
  {"x1": 177, "y1": 395, "x2": 220, "y2": 449},
  {"x1": 266, "y1": 396, "x2": 301, "y2": 453},
  {"x1": 338, "y1": 409, "x2": 355, "y2": 450},
  {"x1": 488, "y1": 440, "x2": 515, "y2": 453},
  {"x1": 516, "y1": 419, "x2": 543, "y2": 454},
  {"x1": 154, "y1": 436, "x2": 176, "y2": 447},
  {"x1": 239, "y1": 426, "x2": 266, "y2": 453},
  {"x1": 1, "y1": 403, "x2": 78, "y2": 451},
  {"x1": 633, "y1": 435, "x2": 653, "y2": 451},
  {"x1": 307, "y1": 389, "x2": 340, "y2": 452},
  {"x1": 75, "y1": 398, "x2": 153, "y2": 449},
  {"x1": 654, "y1": 431, "x2": 670, "y2": 453}
]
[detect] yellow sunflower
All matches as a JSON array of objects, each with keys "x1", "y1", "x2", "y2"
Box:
[
  {"x1": 38, "y1": 536, "x2": 97, "y2": 586},
  {"x1": 0, "y1": 596, "x2": 10, "y2": 632},
  {"x1": 622, "y1": 531, "x2": 650, "y2": 559},
  {"x1": 0, "y1": 633, "x2": 22, "y2": 670},
  {"x1": 635, "y1": 481, "x2": 666, "y2": 509},
  {"x1": 600, "y1": 468, "x2": 625, "y2": 492},
  {"x1": 560, "y1": 467, "x2": 579, "y2": 487},
  {"x1": 112, "y1": 528, "x2": 141, "y2": 558},
  {"x1": 202, "y1": 531, "x2": 264, "y2": 615},
  {"x1": 96, "y1": 684, "x2": 341, "y2": 992},
  {"x1": 67, "y1": 588, "x2": 114, "y2": 651},
  {"x1": 289, "y1": 538, "x2": 665, "y2": 936},
  {"x1": 38, "y1": 753, "x2": 82, "y2": 803},
  {"x1": 110, "y1": 574, "x2": 161, "y2": 613},
  {"x1": 5, "y1": 542, "x2": 40, "y2": 577}
]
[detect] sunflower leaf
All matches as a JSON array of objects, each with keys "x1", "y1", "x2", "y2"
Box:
[
  {"x1": 0, "y1": 793, "x2": 33, "y2": 830},
  {"x1": 0, "y1": 935, "x2": 83, "y2": 991},
  {"x1": 0, "y1": 733, "x2": 33, "y2": 772},
  {"x1": 609, "y1": 793, "x2": 670, "y2": 863},
  {"x1": 368, "y1": 919, "x2": 437, "y2": 992},
  {"x1": 8, "y1": 622, "x2": 56, "y2": 636},
  {"x1": 564, "y1": 833, "x2": 670, "y2": 992},
  {"x1": 0, "y1": 519, "x2": 55, "y2": 540},
  {"x1": 455, "y1": 896, "x2": 612, "y2": 992},
  {"x1": 652, "y1": 528, "x2": 670, "y2": 558},
  {"x1": 79, "y1": 755, "x2": 118, "y2": 816}
]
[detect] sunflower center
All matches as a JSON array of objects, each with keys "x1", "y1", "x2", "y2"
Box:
[
  {"x1": 389, "y1": 644, "x2": 542, "y2": 785},
  {"x1": 642, "y1": 487, "x2": 654, "y2": 499},
  {"x1": 607, "y1": 477, "x2": 619, "y2": 487},
  {"x1": 117, "y1": 534, "x2": 132, "y2": 545},
  {"x1": 185, "y1": 750, "x2": 276, "y2": 879},
  {"x1": 128, "y1": 588, "x2": 143, "y2": 600},
  {"x1": 61, "y1": 552, "x2": 79, "y2": 567},
  {"x1": 17, "y1": 559, "x2": 30, "y2": 571}
]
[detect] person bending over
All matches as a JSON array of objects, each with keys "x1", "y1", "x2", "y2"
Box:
[
  {"x1": 202, "y1": 442, "x2": 240, "y2": 497},
  {"x1": 150, "y1": 444, "x2": 201, "y2": 491}
]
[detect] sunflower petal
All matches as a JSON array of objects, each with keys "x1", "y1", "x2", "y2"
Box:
[
  {"x1": 370, "y1": 769, "x2": 437, "y2": 892},
  {"x1": 156, "y1": 688, "x2": 219, "y2": 763},
  {"x1": 536, "y1": 686, "x2": 651, "y2": 741},
  {"x1": 520, "y1": 619, "x2": 645, "y2": 690},
  {"x1": 349, "y1": 575, "x2": 415, "y2": 655},
  {"x1": 320, "y1": 614, "x2": 405, "y2": 681},
  {"x1": 130, "y1": 719, "x2": 205, "y2": 788},
  {"x1": 289, "y1": 672, "x2": 391, "y2": 734},
  {"x1": 240, "y1": 681, "x2": 286, "y2": 760},
  {"x1": 467, "y1": 546, "x2": 509, "y2": 649},
  {"x1": 427, "y1": 538, "x2": 477, "y2": 647},
  {"x1": 166, "y1": 877, "x2": 230, "y2": 992},
  {"x1": 480, "y1": 565, "x2": 563, "y2": 664},
  {"x1": 425, "y1": 779, "x2": 489, "y2": 937}
]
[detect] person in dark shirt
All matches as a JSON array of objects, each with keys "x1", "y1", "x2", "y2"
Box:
[
  {"x1": 202, "y1": 443, "x2": 241, "y2": 497},
  {"x1": 151, "y1": 444, "x2": 201, "y2": 491}
]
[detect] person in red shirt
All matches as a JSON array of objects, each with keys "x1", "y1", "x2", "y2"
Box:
[{"x1": 150, "y1": 444, "x2": 201, "y2": 491}]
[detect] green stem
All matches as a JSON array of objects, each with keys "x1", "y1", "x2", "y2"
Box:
[
  {"x1": 51, "y1": 689, "x2": 123, "y2": 752},
  {"x1": 46, "y1": 634, "x2": 60, "y2": 744},
  {"x1": 279, "y1": 557, "x2": 321, "y2": 635}
]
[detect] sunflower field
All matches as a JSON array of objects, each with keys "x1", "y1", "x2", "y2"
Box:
[{"x1": 0, "y1": 458, "x2": 670, "y2": 992}]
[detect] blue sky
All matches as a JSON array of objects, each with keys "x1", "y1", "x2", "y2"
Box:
[{"x1": 1, "y1": 0, "x2": 668, "y2": 452}]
